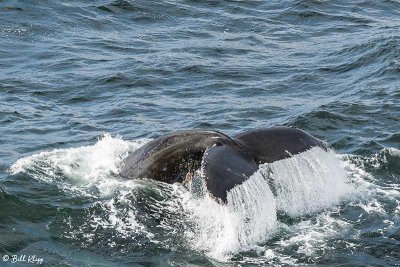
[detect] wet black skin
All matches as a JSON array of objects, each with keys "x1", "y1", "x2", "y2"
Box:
[
  {"x1": 233, "y1": 127, "x2": 326, "y2": 164},
  {"x1": 120, "y1": 130, "x2": 237, "y2": 183},
  {"x1": 120, "y1": 127, "x2": 326, "y2": 203}
]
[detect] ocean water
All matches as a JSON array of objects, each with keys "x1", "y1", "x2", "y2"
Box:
[{"x1": 1, "y1": 0, "x2": 400, "y2": 266}]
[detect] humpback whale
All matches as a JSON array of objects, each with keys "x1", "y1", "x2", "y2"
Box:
[{"x1": 120, "y1": 127, "x2": 326, "y2": 203}]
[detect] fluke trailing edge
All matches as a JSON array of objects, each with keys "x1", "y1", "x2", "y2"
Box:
[{"x1": 119, "y1": 127, "x2": 326, "y2": 203}]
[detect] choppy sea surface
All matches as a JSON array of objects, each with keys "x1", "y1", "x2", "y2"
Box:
[{"x1": 1, "y1": 0, "x2": 400, "y2": 266}]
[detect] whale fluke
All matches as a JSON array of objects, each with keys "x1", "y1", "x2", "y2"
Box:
[
  {"x1": 201, "y1": 144, "x2": 258, "y2": 203},
  {"x1": 119, "y1": 127, "x2": 326, "y2": 204},
  {"x1": 120, "y1": 130, "x2": 235, "y2": 183},
  {"x1": 233, "y1": 127, "x2": 326, "y2": 164}
]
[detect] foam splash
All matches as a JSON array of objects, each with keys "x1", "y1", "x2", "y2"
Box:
[
  {"x1": 186, "y1": 147, "x2": 356, "y2": 261},
  {"x1": 266, "y1": 147, "x2": 355, "y2": 217},
  {"x1": 252, "y1": 148, "x2": 400, "y2": 265},
  {"x1": 9, "y1": 136, "x2": 367, "y2": 263},
  {"x1": 57, "y1": 190, "x2": 153, "y2": 247},
  {"x1": 340, "y1": 150, "x2": 400, "y2": 215},
  {"x1": 364, "y1": 147, "x2": 400, "y2": 171},
  {"x1": 186, "y1": 171, "x2": 277, "y2": 260},
  {"x1": 9, "y1": 134, "x2": 150, "y2": 197},
  {"x1": 276, "y1": 211, "x2": 351, "y2": 256},
  {"x1": 228, "y1": 172, "x2": 277, "y2": 249}
]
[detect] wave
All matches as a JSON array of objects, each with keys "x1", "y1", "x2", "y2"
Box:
[
  {"x1": 9, "y1": 135, "x2": 399, "y2": 263},
  {"x1": 183, "y1": 147, "x2": 356, "y2": 261},
  {"x1": 9, "y1": 134, "x2": 150, "y2": 197}
]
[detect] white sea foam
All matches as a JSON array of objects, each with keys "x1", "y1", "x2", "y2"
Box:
[
  {"x1": 185, "y1": 171, "x2": 277, "y2": 260},
  {"x1": 9, "y1": 134, "x2": 159, "y2": 247},
  {"x1": 340, "y1": 151, "x2": 400, "y2": 216},
  {"x1": 252, "y1": 149, "x2": 400, "y2": 265},
  {"x1": 266, "y1": 147, "x2": 356, "y2": 216},
  {"x1": 185, "y1": 147, "x2": 357, "y2": 261},
  {"x1": 276, "y1": 211, "x2": 351, "y2": 256},
  {"x1": 10, "y1": 136, "x2": 378, "y2": 264},
  {"x1": 9, "y1": 134, "x2": 150, "y2": 197}
]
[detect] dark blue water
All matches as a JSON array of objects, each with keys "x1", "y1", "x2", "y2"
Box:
[{"x1": 1, "y1": 0, "x2": 400, "y2": 266}]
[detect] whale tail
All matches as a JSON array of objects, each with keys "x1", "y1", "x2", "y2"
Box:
[
  {"x1": 201, "y1": 144, "x2": 259, "y2": 203},
  {"x1": 120, "y1": 127, "x2": 325, "y2": 204},
  {"x1": 201, "y1": 127, "x2": 326, "y2": 203}
]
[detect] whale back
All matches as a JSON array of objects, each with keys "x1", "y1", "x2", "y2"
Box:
[{"x1": 120, "y1": 130, "x2": 235, "y2": 183}]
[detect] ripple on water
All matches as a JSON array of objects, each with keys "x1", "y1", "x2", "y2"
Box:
[{"x1": 1, "y1": 0, "x2": 400, "y2": 265}]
